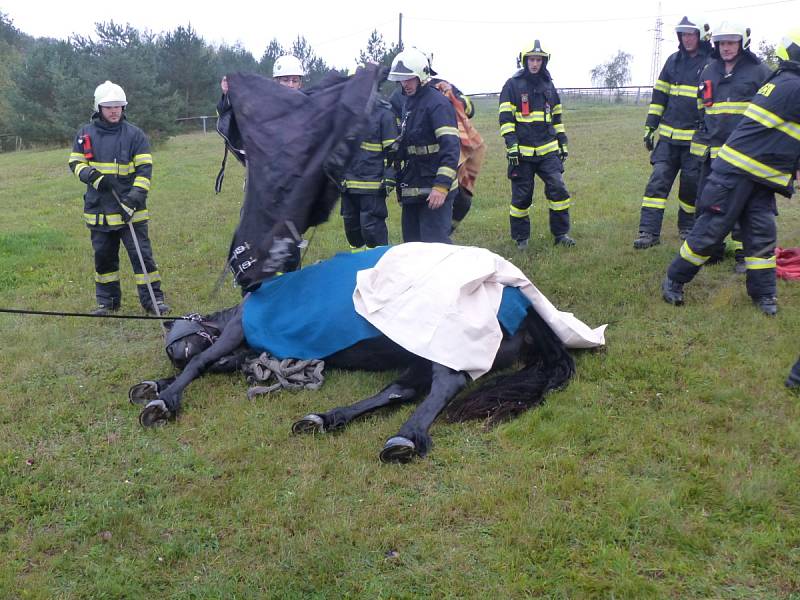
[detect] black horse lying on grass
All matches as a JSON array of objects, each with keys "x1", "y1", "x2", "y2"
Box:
[{"x1": 130, "y1": 244, "x2": 603, "y2": 463}]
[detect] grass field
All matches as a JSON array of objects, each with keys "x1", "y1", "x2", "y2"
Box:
[{"x1": 2, "y1": 99, "x2": 800, "y2": 598}]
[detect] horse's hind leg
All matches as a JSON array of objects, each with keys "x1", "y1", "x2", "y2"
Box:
[
  {"x1": 292, "y1": 359, "x2": 432, "y2": 434},
  {"x1": 380, "y1": 363, "x2": 467, "y2": 463},
  {"x1": 128, "y1": 377, "x2": 176, "y2": 406}
]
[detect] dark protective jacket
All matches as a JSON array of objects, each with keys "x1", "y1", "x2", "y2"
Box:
[
  {"x1": 691, "y1": 51, "x2": 772, "y2": 159},
  {"x1": 342, "y1": 98, "x2": 398, "y2": 194},
  {"x1": 499, "y1": 68, "x2": 565, "y2": 158},
  {"x1": 68, "y1": 116, "x2": 152, "y2": 231},
  {"x1": 396, "y1": 83, "x2": 460, "y2": 201},
  {"x1": 713, "y1": 65, "x2": 800, "y2": 197},
  {"x1": 646, "y1": 44, "x2": 712, "y2": 145},
  {"x1": 224, "y1": 66, "x2": 382, "y2": 290}
]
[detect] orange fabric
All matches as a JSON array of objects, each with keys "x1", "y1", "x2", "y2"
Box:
[
  {"x1": 776, "y1": 247, "x2": 800, "y2": 280},
  {"x1": 434, "y1": 82, "x2": 486, "y2": 195}
]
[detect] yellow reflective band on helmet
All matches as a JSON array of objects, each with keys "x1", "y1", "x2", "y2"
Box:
[
  {"x1": 744, "y1": 104, "x2": 800, "y2": 142},
  {"x1": 499, "y1": 102, "x2": 515, "y2": 114},
  {"x1": 690, "y1": 141, "x2": 709, "y2": 157},
  {"x1": 549, "y1": 198, "x2": 571, "y2": 211},
  {"x1": 669, "y1": 83, "x2": 697, "y2": 98},
  {"x1": 343, "y1": 180, "x2": 383, "y2": 190},
  {"x1": 134, "y1": 270, "x2": 161, "y2": 285},
  {"x1": 658, "y1": 124, "x2": 695, "y2": 141},
  {"x1": 133, "y1": 177, "x2": 150, "y2": 191},
  {"x1": 648, "y1": 103, "x2": 665, "y2": 116},
  {"x1": 509, "y1": 205, "x2": 529, "y2": 218},
  {"x1": 642, "y1": 196, "x2": 667, "y2": 209},
  {"x1": 133, "y1": 153, "x2": 153, "y2": 166},
  {"x1": 718, "y1": 145, "x2": 792, "y2": 187},
  {"x1": 434, "y1": 126, "x2": 459, "y2": 138},
  {"x1": 745, "y1": 255, "x2": 776, "y2": 270},
  {"x1": 95, "y1": 270, "x2": 120, "y2": 283},
  {"x1": 679, "y1": 199, "x2": 695, "y2": 214},
  {"x1": 519, "y1": 140, "x2": 559, "y2": 156},
  {"x1": 654, "y1": 80, "x2": 670, "y2": 93},
  {"x1": 436, "y1": 166, "x2": 457, "y2": 179},
  {"x1": 500, "y1": 123, "x2": 516, "y2": 135},
  {"x1": 359, "y1": 141, "x2": 382, "y2": 152},
  {"x1": 679, "y1": 241, "x2": 709, "y2": 266},
  {"x1": 705, "y1": 101, "x2": 749, "y2": 115}
]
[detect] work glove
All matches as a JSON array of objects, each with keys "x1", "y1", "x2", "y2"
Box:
[
  {"x1": 558, "y1": 143, "x2": 569, "y2": 165},
  {"x1": 125, "y1": 187, "x2": 147, "y2": 211},
  {"x1": 643, "y1": 126, "x2": 656, "y2": 152},
  {"x1": 117, "y1": 197, "x2": 136, "y2": 223},
  {"x1": 506, "y1": 146, "x2": 520, "y2": 167}
]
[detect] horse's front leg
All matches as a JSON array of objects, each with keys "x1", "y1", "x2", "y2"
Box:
[
  {"x1": 129, "y1": 377, "x2": 176, "y2": 406},
  {"x1": 139, "y1": 306, "x2": 246, "y2": 427},
  {"x1": 380, "y1": 363, "x2": 467, "y2": 463},
  {"x1": 292, "y1": 359, "x2": 432, "y2": 434}
]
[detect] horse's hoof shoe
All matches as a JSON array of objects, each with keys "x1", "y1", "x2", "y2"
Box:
[
  {"x1": 379, "y1": 436, "x2": 416, "y2": 464},
  {"x1": 139, "y1": 400, "x2": 172, "y2": 427},
  {"x1": 291, "y1": 414, "x2": 325, "y2": 435},
  {"x1": 129, "y1": 381, "x2": 160, "y2": 405}
]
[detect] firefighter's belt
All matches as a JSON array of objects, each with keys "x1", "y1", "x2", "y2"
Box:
[{"x1": 406, "y1": 144, "x2": 440, "y2": 156}]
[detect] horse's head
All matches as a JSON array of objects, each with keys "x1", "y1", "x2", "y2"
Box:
[{"x1": 164, "y1": 315, "x2": 221, "y2": 370}]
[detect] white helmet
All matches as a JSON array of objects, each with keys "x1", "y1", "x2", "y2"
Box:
[
  {"x1": 675, "y1": 16, "x2": 711, "y2": 42},
  {"x1": 712, "y1": 21, "x2": 751, "y2": 50},
  {"x1": 388, "y1": 48, "x2": 433, "y2": 83},
  {"x1": 93, "y1": 80, "x2": 127, "y2": 112},
  {"x1": 272, "y1": 55, "x2": 305, "y2": 78}
]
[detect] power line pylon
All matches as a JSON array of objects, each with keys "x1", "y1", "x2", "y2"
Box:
[{"x1": 649, "y1": 4, "x2": 663, "y2": 84}]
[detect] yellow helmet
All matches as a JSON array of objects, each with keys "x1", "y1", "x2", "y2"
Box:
[
  {"x1": 776, "y1": 29, "x2": 800, "y2": 63},
  {"x1": 518, "y1": 40, "x2": 550, "y2": 69}
]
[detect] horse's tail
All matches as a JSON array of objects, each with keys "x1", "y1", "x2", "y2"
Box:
[{"x1": 445, "y1": 308, "x2": 575, "y2": 428}]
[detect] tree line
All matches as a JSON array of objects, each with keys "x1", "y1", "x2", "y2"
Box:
[{"x1": 0, "y1": 12, "x2": 400, "y2": 150}]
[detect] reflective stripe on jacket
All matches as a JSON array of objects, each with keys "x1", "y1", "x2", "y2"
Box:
[{"x1": 342, "y1": 99, "x2": 399, "y2": 194}]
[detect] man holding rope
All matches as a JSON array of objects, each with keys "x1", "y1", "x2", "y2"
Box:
[{"x1": 68, "y1": 81, "x2": 169, "y2": 316}]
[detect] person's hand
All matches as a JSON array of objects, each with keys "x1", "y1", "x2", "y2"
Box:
[
  {"x1": 117, "y1": 198, "x2": 136, "y2": 223},
  {"x1": 644, "y1": 126, "x2": 656, "y2": 151},
  {"x1": 383, "y1": 177, "x2": 396, "y2": 195},
  {"x1": 426, "y1": 187, "x2": 446, "y2": 209},
  {"x1": 220, "y1": 76, "x2": 229, "y2": 94},
  {"x1": 558, "y1": 143, "x2": 569, "y2": 164},
  {"x1": 506, "y1": 147, "x2": 520, "y2": 167}
]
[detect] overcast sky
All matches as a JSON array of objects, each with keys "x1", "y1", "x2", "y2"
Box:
[{"x1": 2, "y1": 0, "x2": 795, "y2": 93}]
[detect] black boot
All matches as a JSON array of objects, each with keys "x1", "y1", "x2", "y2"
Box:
[
  {"x1": 633, "y1": 231, "x2": 660, "y2": 249},
  {"x1": 786, "y1": 356, "x2": 800, "y2": 389},
  {"x1": 554, "y1": 234, "x2": 576, "y2": 247},
  {"x1": 734, "y1": 250, "x2": 746, "y2": 274},
  {"x1": 753, "y1": 296, "x2": 777, "y2": 316},
  {"x1": 661, "y1": 276, "x2": 684, "y2": 305}
]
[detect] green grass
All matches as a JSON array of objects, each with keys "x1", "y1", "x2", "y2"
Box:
[{"x1": 2, "y1": 102, "x2": 800, "y2": 598}]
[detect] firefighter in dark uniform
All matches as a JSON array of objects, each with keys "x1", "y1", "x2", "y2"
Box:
[
  {"x1": 389, "y1": 75, "x2": 478, "y2": 232},
  {"x1": 499, "y1": 40, "x2": 574, "y2": 249},
  {"x1": 633, "y1": 16, "x2": 712, "y2": 249},
  {"x1": 690, "y1": 22, "x2": 772, "y2": 270},
  {"x1": 340, "y1": 94, "x2": 398, "y2": 250},
  {"x1": 387, "y1": 48, "x2": 460, "y2": 243},
  {"x1": 662, "y1": 31, "x2": 800, "y2": 316},
  {"x1": 68, "y1": 81, "x2": 169, "y2": 316}
]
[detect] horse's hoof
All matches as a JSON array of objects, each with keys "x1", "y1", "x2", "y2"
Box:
[
  {"x1": 139, "y1": 400, "x2": 172, "y2": 427},
  {"x1": 379, "y1": 436, "x2": 416, "y2": 464},
  {"x1": 291, "y1": 414, "x2": 325, "y2": 435},
  {"x1": 129, "y1": 381, "x2": 160, "y2": 405}
]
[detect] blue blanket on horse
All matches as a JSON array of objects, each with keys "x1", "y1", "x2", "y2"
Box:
[{"x1": 242, "y1": 246, "x2": 532, "y2": 359}]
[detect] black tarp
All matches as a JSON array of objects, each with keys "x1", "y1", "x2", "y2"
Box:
[{"x1": 224, "y1": 65, "x2": 381, "y2": 291}]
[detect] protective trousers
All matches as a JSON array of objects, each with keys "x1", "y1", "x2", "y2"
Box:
[
  {"x1": 401, "y1": 190, "x2": 455, "y2": 244},
  {"x1": 639, "y1": 140, "x2": 699, "y2": 235},
  {"x1": 667, "y1": 171, "x2": 777, "y2": 299},
  {"x1": 341, "y1": 192, "x2": 389, "y2": 249},
  {"x1": 509, "y1": 153, "x2": 570, "y2": 242},
  {"x1": 90, "y1": 222, "x2": 165, "y2": 310},
  {"x1": 697, "y1": 157, "x2": 743, "y2": 260}
]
